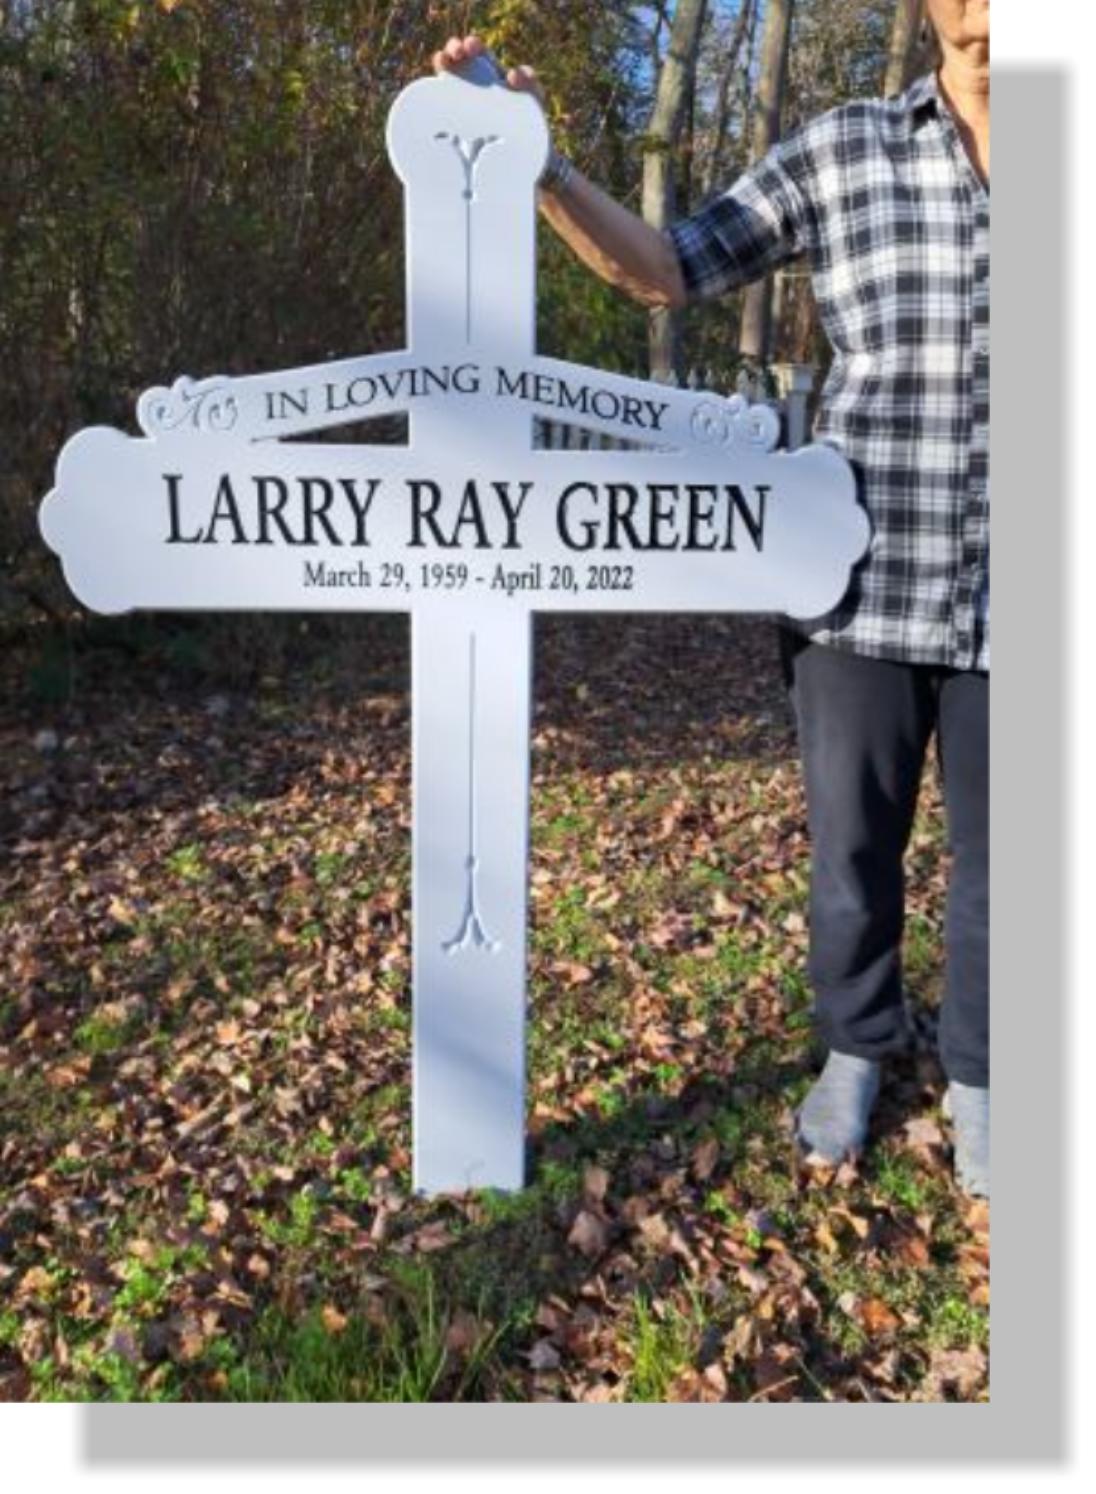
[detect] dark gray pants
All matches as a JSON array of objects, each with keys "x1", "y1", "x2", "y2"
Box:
[{"x1": 779, "y1": 628, "x2": 989, "y2": 1088}]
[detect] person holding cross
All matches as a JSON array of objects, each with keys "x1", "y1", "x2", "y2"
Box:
[{"x1": 433, "y1": 0, "x2": 989, "y2": 1198}]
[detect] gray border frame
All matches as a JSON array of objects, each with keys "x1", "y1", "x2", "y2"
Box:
[{"x1": 78, "y1": 66, "x2": 1068, "y2": 1467}]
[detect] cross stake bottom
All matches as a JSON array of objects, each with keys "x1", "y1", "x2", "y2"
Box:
[{"x1": 411, "y1": 605, "x2": 532, "y2": 1193}]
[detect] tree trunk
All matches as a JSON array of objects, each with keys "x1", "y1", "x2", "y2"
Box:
[
  {"x1": 700, "y1": 0, "x2": 755, "y2": 201},
  {"x1": 738, "y1": 0, "x2": 795, "y2": 367},
  {"x1": 642, "y1": 0, "x2": 708, "y2": 383},
  {"x1": 680, "y1": 48, "x2": 697, "y2": 214},
  {"x1": 883, "y1": 0, "x2": 924, "y2": 97}
]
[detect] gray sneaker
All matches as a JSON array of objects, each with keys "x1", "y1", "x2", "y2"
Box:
[
  {"x1": 794, "y1": 1051, "x2": 881, "y2": 1165},
  {"x1": 943, "y1": 1082, "x2": 989, "y2": 1199}
]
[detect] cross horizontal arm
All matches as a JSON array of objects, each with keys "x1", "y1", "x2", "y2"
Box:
[
  {"x1": 136, "y1": 350, "x2": 428, "y2": 443},
  {"x1": 133, "y1": 352, "x2": 784, "y2": 456},
  {"x1": 40, "y1": 427, "x2": 868, "y2": 620}
]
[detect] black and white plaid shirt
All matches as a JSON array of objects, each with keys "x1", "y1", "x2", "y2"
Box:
[{"x1": 668, "y1": 67, "x2": 989, "y2": 672}]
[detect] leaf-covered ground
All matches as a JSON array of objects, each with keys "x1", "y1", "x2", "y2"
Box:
[{"x1": 0, "y1": 615, "x2": 988, "y2": 1402}]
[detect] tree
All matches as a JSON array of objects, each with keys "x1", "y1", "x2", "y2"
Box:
[
  {"x1": 738, "y1": 0, "x2": 795, "y2": 366},
  {"x1": 883, "y1": 0, "x2": 924, "y2": 96},
  {"x1": 698, "y1": 0, "x2": 756, "y2": 201},
  {"x1": 641, "y1": 0, "x2": 708, "y2": 381}
]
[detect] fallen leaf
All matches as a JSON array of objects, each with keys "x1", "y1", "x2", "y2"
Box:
[
  {"x1": 737, "y1": 1265, "x2": 768, "y2": 1297},
  {"x1": 859, "y1": 1298, "x2": 901, "y2": 1337},
  {"x1": 444, "y1": 1309, "x2": 482, "y2": 1354},
  {"x1": 567, "y1": 1209, "x2": 610, "y2": 1260},
  {"x1": 106, "y1": 1325, "x2": 142, "y2": 1364},
  {"x1": 16, "y1": 1266, "x2": 54, "y2": 1302},
  {"x1": 637, "y1": 1212, "x2": 670, "y2": 1251},
  {"x1": 171, "y1": 1315, "x2": 207, "y2": 1363},
  {"x1": 207, "y1": 1198, "x2": 230, "y2": 1228},
  {"x1": 722, "y1": 1317, "x2": 755, "y2": 1365},
  {"x1": 751, "y1": 1345, "x2": 799, "y2": 1401},
  {"x1": 534, "y1": 1301, "x2": 567, "y2": 1333},
  {"x1": 583, "y1": 1164, "x2": 610, "y2": 1202},
  {"x1": 965, "y1": 1199, "x2": 990, "y2": 1236},
  {"x1": 553, "y1": 960, "x2": 593, "y2": 987},
  {"x1": 578, "y1": 1379, "x2": 616, "y2": 1402},
  {"x1": 834, "y1": 1159, "x2": 860, "y2": 1188},
  {"x1": 667, "y1": 1365, "x2": 720, "y2": 1401},
  {"x1": 896, "y1": 1232, "x2": 931, "y2": 1268},
  {"x1": 924, "y1": 1345, "x2": 987, "y2": 1400},
  {"x1": 866, "y1": 1348, "x2": 901, "y2": 1386},
  {"x1": 410, "y1": 1221, "x2": 452, "y2": 1253},
  {"x1": 814, "y1": 1219, "x2": 839, "y2": 1256},
  {"x1": 214, "y1": 1278, "x2": 253, "y2": 1308},
  {"x1": 829, "y1": 1205, "x2": 871, "y2": 1240},
  {"x1": 690, "y1": 1136, "x2": 719, "y2": 1181},
  {"x1": 527, "y1": 1339, "x2": 561, "y2": 1372},
  {"x1": 904, "y1": 1116, "x2": 946, "y2": 1160},
  {"x1": 321, "y1": 1304, "x2": 348, "y2": 1335}
]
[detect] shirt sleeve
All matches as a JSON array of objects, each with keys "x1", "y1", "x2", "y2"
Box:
[{"x1": 667, "y1": 129, "x2": 816, "y2": 303}]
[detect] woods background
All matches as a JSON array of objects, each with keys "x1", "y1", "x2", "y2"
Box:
[{"x1": 0, "y1": 0, "x2": 930, "y2": 641}]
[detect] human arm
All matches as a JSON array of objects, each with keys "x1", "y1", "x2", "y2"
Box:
[
  {"x1": 432, "y1": 35, "x2": 686, "y2": 309},
  {"x1": 431, "y1": 34, "x2": 814, "y2": 310},
  {"x1": 535, "y1": 166, "x2": 689, "y2": 311}
]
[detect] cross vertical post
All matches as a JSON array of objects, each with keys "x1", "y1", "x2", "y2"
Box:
[
  {"x1": 411, "y1": 603, "x2": 533, "y2": 1191},
  {"x1": 389, "y1": 72, "x2": 548, "y2": 1191}
]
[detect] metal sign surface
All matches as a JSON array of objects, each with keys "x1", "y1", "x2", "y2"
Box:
[{"x1": 39, "y1": 67, "x2": 869, "y2": 1194}]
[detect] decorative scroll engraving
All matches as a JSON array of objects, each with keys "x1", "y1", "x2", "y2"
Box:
[
  {"x1": 443, "y1": 632, "x2": 499, "y2": 955},
  {"x1": 434, "y1": 130, "x2": 502, "y2": 342},
  {"x1": 689, "y1": 393, "x2": 781, "y2": 452},
  {"x1": 433, "y1": 131, "x2": 501, "y2": 200},
  {"x1": 137, "y1": 376, "x2": 239, "y2": 437}
]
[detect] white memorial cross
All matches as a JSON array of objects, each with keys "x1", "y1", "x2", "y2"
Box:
[{"x1": 39, "y1": 66, "x2": 869, "y2": 1195}]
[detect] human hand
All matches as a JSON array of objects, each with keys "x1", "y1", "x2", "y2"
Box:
[{"x1": 430, "y1": 34, "x2": 547, "y2": 112}]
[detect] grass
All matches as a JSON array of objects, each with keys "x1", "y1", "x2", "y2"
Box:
[
  {"x1": 313, "y1": 851, "x2": 352, "y2": 887},
  {"x1": 0, "y1": 617, "x2": 983, "y2": 1404},
  {"x1": 165, "y1": 843, "x2": 208, "y2": 883},
  {"x1": 74, "y1": 1011, "x2": 138, "y2": 1056},
  {"x1": 623, "y1": 1286, "x2": 707, "y2": 1402},
  {"x1": 871, "y1": 1151, "x2": 934, "y2": 1212},
  {"x1": 255, "y1": 1189, "x2": 321, "y2": 1250},
  {"x1": 215, "y1": 1263, "x2": 516, "y2": 1402},
  {"x1": 926, "y1": 1294, "x2": 990, "y2": 1350}
]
